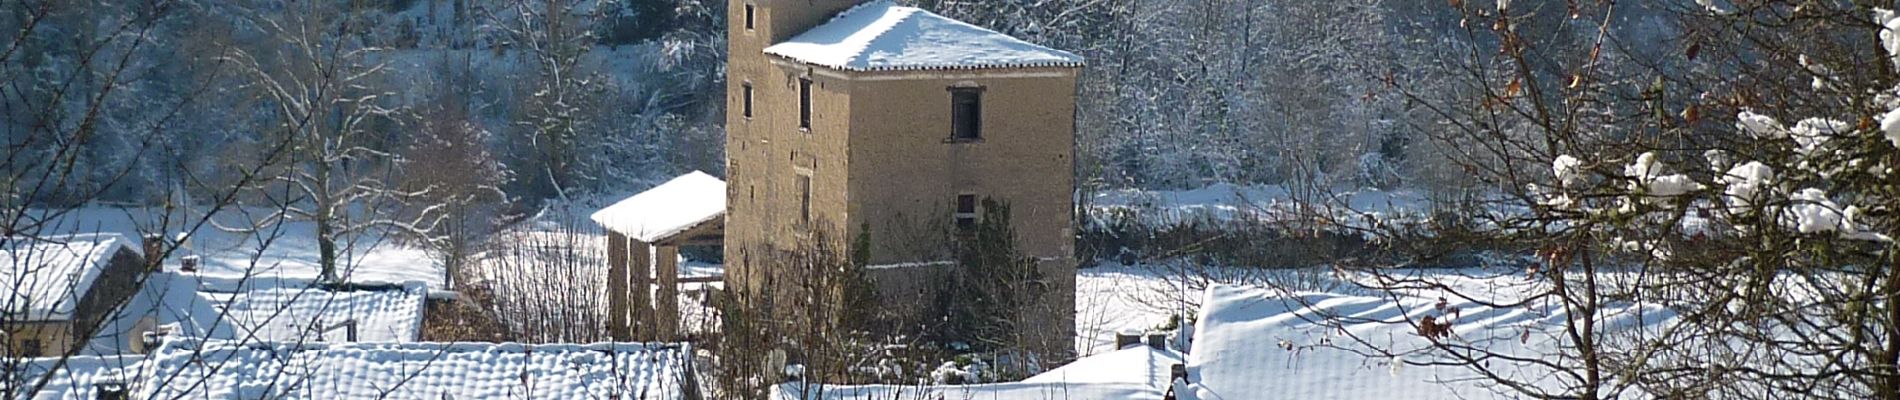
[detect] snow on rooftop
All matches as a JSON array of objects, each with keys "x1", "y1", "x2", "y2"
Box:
[
  {"x1": 1023, "y1": 345, "x2": 1184, "y2": 390},
  {"x1": 764, "y1": 1, "x2": 1084, "y2": 72},
  {"x1": 1, "y1": 233, "x2": 135, "y2": 321},
  {"x1": 1178, "y1": 284, "x2": 1674, "y2": 400},
  {"x1": 774, "y1": 381, "x2": 1162, "y2": 400},
  {"x1": 139, "y1": 339, "x2": 696, "y2": 399},
  {"x1": 195, "y1": 280, "x2": 428, "y2": 343},
  {"x1": 1, "y1": 354, "x2": 148, "y2": 399},
  {"x1": 590, "y1": 171, "x2": 726, "y2": 243}
]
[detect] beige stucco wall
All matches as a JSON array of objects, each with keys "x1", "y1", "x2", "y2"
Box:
[
  {"x1": 723, "y1": 0, "x2": 1079, "y2": 359},
  {"x1": 726, "y1": 0, "x2": 863, "y2": 297},
  {"x1": 844, "y1": 68, "x2": 1079, "y2": 265},
  {"x1": 4, "y1": 322, "x2": 76, "y2": 357}
]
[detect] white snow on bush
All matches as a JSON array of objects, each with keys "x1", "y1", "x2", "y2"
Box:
[
  {"x1": 1790, "y1": 118, "x2": 1845, "y2": 153},
  {"x1": 763, "y1": 1, "x2": 1083, "y2": 72},
  {"x1": 1878, "y1": 9, "x2": 1900, "y2": 73},
  {"x1": 1786, "y1": 188, "x2": 1850, "y2": 234},
  {"x1": 1551, "y1": 155, "x2": 1584, "y2": 188},
  {"x1": 1, "y1": 233, "x2": 134, "y2": 321},
  {"x1": 1624, "y1": 152, "x2": 1702, "y2": 198},
  {"x1": 1884, "y1": 109, "x2": 1900, "y2": 149},
  {"x1": 1737, "y1": 111, "x2": 1788, "y2": 139},
  {"x1": 1721, "y1": 161, "x2": 1775, "y2": 212},
  {"x1": 589, "y1": 171, "x2": 726, "y2": 243}
]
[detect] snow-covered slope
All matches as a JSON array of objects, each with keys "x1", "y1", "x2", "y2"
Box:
[
  {"x1": 764, "y1": 1, "x2": 1083, "y2": 71},
  {"x1": 23, "y1": 206, "x2": 441, "y2": 288}
]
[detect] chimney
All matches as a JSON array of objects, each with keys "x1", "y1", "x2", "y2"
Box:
[
  {"x1": 1115, "y1": 333, "x2": 1141, "y2": 349},
  {"x1": 140, "y1": 233, "x2": 164, "y2": 272},
  {"x1": 180, "y1": 255, "x2": 200, "y2": 273},
  {"x1": 1147, "y1": 333, "x2": 1168, "y2": 350}
]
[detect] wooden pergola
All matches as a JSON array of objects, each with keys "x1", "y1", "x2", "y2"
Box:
[{"x1": 590, "y1": 172, "x2": 726, "y2": 342}]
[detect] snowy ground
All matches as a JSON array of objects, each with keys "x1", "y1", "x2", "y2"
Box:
[
  {"x1": 22, "y1": 206, "x2": 442, "y2": 287},
  {"x1": 1089, "y1": 183, "x2": 1430, "y2": 226}
]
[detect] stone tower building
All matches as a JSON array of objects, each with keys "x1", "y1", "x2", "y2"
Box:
[{"x1": 723, "y1": 0, "x2": 1082, "y2": 357}]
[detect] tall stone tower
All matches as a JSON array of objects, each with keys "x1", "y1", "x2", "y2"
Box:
[{"x1": 723, "y1": 0, "x2": 1083, "y2": 358}]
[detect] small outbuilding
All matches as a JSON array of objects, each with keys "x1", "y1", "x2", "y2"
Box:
[
  {"x1": 1, "y1": 233, "x2": 151, "y2": 357},
  {"x1": 590, "y1": 171, "x2": 726, "y2": 341}
]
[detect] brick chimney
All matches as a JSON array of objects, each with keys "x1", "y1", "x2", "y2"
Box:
[{"x1": 140, "y1": 233, "x2": 164, "y2": 272}]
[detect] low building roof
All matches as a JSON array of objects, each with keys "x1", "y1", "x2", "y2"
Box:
[
  {"x1": 591, "y1": 171, "x2": 726, "y2": 244},
  {"x1": 138, "y1": 339, "x2": 697, "y2": 399},
  {"x1": 775, "y1": 381, "x2": 1161, "y2": 400},
  {"x1": 1, "y1": 233, "x2": 135, "y2": 321},
  {"x1": 764, "y1": 1, "x2": 1084, "y2": 72},
  {"x1": 193, "y1": 279, "x2": 429, "y2": 343},
  {"x1": 1023, "y1": 344, "x2": 1184, "y2": 390},
  {"x1": 1178, "y1": 284, "x2": 1680, "y2": 400}
]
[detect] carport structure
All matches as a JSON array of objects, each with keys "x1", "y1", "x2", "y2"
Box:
[{"x1": 590, "y1": 171, "x2": 725, "y2": 341}]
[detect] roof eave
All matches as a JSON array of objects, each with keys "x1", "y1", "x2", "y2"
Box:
[{"x1": 766, "y1": 53, "x2": 1085, "y2": 74}]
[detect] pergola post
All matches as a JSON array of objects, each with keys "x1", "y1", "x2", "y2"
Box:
[
  {"x1": 606, "y1": 233, "x2": 632, "y2": 341},
  {"x1": 655, "y1": 245, "x2": 680, "y2": 341},
  {"x1": 630, "y1": 240, "x2": 655, "y2": 339}
]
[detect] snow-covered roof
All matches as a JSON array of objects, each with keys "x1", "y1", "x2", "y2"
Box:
[
  {"x1": 774, "y1": 381, "x2": 1161, "y2": 400},
  {"x1": 1, "y1": 233, "x2": 136, "y2": 321},
  {"x1": 1177, "y1": 284, "x2": 1676, "y2": 400},
  {"x1": 139, "y1": 338, "x2": 697, "y2": 399},
  {"x1": 1, "y1": 355, "x2": 147, "y2": 399},
  {"x1": 764, "y1": 1, "x2": 1084, "y2": 72},
  {"x1": 1023, "y1": 345, "x2": 1184, "y2": 390},
  {"x1": 195, "y1": 280, "x2": 428, "y2": 343},
  {"x1": 591, "y1": 171, "x2": 726, "y2": 244}
]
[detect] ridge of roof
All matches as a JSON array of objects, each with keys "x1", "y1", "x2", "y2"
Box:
[{"x1": 764, "y1": 1, "x2": 1084, "y2": 72}]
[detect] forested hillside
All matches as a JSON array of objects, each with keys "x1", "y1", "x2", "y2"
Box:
[{"x1": 2, "y1": 0, "x2": 1679, "y2": 209}]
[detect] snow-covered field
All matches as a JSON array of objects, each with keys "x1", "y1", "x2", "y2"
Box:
[
  {"x1": 1089, "y1": 183, "x2": 1430, "y2": 226},
  {"x1": 22, "y1": 206, "x2": 442, "y2": 287}
]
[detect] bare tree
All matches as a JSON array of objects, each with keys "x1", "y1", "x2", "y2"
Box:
[
  {"x1": 1253, "y1": 1, "x2": 1900, "y2": 399},
  {"x1": 217, "y1": 1, "x2": 441, "y2": 282}
]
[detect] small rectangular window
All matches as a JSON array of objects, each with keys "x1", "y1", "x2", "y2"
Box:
[
  {"x1": 951, "y1": 88, "x2": 982, "y2": 140},
  {"x1": 745, "y1": 4, "x2": 755, "y2": 30},
  {"x1": 742, "y1": 83, "x2": 754, "y2": 118},
  {"x1": 799, "y1": 78, "x2": 813, "y2": 130},
  {"x1": 955, "y1": 194, "x2": 977, "y2": 230},
  {"x1": 20, "y1": 339, "x2": 43, "y2": 358},
  {"x1": 798, "y1": 174, "x2": 814, "y2": 222}
]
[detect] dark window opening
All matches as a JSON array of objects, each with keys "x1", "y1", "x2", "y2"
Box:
[
  {"x1": 742, "y1": 83, "x2": 754, "y2": 118},
  {"x1": 798, "y1": 174, "x2": 813, "y2": 223},
  {"x1": 744, "y1": 4, "x2": 755, "y2": 30},
  {"x1": 951, "y1": 88, "x2": 982, "y2": 140},
  {"x1": 955, "y1": 194, "x2": 978, "y2": 230},
  {"x1": 19, "y1": 339, "x2": 43, "y2": 358},
  {"x1": 799, "y1": 78, "x2": 813, "y2": 130}
]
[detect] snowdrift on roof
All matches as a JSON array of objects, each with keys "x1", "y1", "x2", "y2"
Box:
[
  {"x1": 764, "y1": 1, "x2": 1084, "y2": 72},
  {"x1": 1, "y1": 233, "x2": 133, "y2": 321},
  {"x1": 139, "y1": 339, "x2": 696, "y2": 399},
  {"x1": 1179, "y1": 284, "x2": 1675, "y2": 400},
  {"x1": 590, "y1": 171, "x2": 726, "y2": 243}
]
